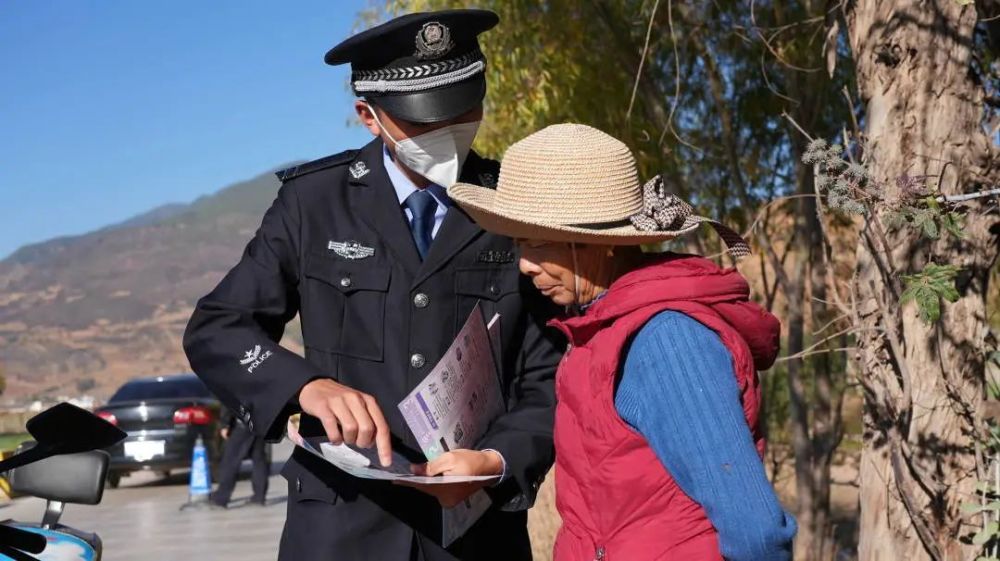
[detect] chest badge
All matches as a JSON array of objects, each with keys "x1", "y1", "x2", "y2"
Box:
[
  {"x1": 478, "y1": 250, "x2": 514, "y2": 264},
  {"x1": 329, "y1": 240, "x2": 376, "y2": 260},
  {"x1": 349, "y1": 161, "x2": 370, "y2": 179}
]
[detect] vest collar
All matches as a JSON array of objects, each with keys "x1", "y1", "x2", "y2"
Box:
[{"x1": 548, "y1": 254, "x2": 781, "y2": 370}]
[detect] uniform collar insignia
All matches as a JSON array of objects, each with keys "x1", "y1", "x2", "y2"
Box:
[
  {"x1": 329, "y1": 240, "x2": 376, "y2": 260},
  {"x1": 349, "y1": 160, "x2": 370, "y2": 179},
  {"x1": 414, "y1": 21, "x2": 454, "y2": 60}
]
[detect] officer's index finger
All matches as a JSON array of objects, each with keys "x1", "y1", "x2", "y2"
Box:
[{"x1": 364, "y1": 395, "x2": 393, "y2": 467}]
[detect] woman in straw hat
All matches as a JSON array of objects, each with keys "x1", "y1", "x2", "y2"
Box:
[{"x1": 449, "y1": 124, "x2": 796, "y2": 561}]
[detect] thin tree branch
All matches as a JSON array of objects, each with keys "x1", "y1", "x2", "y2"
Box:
[
  {"x1": 627, "y1": 0, "x2": 661, "y2": 122},
  {"x1": 842, "y1": 86, "x2": 863, "y2": 142},
  {"x1": 774, "y1": 346, "x2": 855, "y2": 363},
  {"x1": 776, "y1": 325, "x2": 869, "y2": 363},
  {"x1": 890, "y1": 443, "x2": 945, "y2": 561},
  {"x1": 810, "y1": 160, "x2": 854, "y2": 318},
  {"x1": 747, "y1": 194, "x2": 820, "y2": 237},
  {"x1": 760, "y1": 52, "x2": 800, "y2": 105},
  {"x1": 812, "y1": 312, "x2": 850, "y2": 336},
  {"x1": 936, "y1": 187, "x2": 1000, "y2": 202},
  {"x1": 656, "y1": 0, "x2": 702, "y2": 153},
  {"x1": 750, "y1": 0, "x2": 823, "y2": 72},
  {"x1": 780, "y1": 110, "x2": 816, "y2": 141},
  {"x1": 732, "y1": 16, "x2": 826, "y2": 34}
]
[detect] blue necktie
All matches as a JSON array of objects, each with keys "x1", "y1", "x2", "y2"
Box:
[{"x1": 404, "y1": 190, "x2": 437, "y2": 260}]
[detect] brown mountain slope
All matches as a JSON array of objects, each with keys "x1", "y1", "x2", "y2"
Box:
[{"x1": 0, "y1": 166, "x2": 304, "y2": 402}]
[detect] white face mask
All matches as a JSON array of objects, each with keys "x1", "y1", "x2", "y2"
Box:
[{"x1": 367, "y1": 103, "x2": 481, "y2": 187}]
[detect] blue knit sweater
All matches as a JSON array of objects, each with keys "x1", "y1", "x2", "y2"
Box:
[{"x1": 614, "y1": 311, "x2": 797, "y2": 561}]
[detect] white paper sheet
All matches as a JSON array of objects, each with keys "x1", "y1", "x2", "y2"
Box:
[{"x1": 285, "y1": 303, "x2": 506, "y2": 545}]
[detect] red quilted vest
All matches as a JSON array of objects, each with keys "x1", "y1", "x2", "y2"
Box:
[{"x1": 548, "y1": 254, "x2": 780, "y2": 561}]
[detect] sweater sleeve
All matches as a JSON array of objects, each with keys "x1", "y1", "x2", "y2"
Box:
[{"x1": 615, "y1": 311, "x2": 797, "y2": 561}]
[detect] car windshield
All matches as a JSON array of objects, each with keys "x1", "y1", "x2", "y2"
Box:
[{"x1": 109, "y1": 377, "x2": 212, "y2": 402}]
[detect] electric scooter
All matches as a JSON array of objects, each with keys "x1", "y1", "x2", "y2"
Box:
[{"x1": 0, "y1": 403, "x2": 126, "y2": 560}]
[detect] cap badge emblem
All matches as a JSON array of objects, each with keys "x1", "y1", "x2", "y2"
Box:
[
  {"x1": 349, "y1": 160, "x2": 370, "y2": 179},
  {"x1": 414, "y1": 22, "x2": 454, "y2": 60}
]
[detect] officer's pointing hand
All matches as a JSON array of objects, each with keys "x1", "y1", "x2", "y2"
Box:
[{"x1": 298, "y1": 378, "x2": 393, "y2": 467}]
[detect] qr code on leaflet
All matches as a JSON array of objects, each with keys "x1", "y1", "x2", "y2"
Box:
[{"x1": 453, "y1": 422, "x2": 464, "y2": 444}]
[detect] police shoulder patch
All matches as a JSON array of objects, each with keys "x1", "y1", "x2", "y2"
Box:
[{"x1": 275, "y1": 150, "x2": 360, "y2": 183}]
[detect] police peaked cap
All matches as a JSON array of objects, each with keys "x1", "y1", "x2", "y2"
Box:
[{"x1": 325, "y1": 9, "x2": 499, "y2": 124}]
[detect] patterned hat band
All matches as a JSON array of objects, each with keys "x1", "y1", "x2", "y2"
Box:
[
  {"x1": 559, "y1": 176, "x2": 749, "y2": 258},
  {"x1": 352, "y1": 50, "x2": 486, "y2": 94},
  {"x1": 627, "y1": 176, "x2": 751, "y2": 258}
]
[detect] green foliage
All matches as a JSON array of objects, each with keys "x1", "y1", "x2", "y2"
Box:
[
  {"x1": 890, "y1": 196, "x2": 966, "y2": 241},
  {"x1": 0, "y1": 433, "x2": 28, "y2": 453},
  {"x1": 901, "y1": 264, "x2": 962, "y2": 324},
  {"x1": 805, "y1": 138, "x2": 966, "y2": 248},
  {"x1": 988, "y1": 376, "x2": 1000, "y2": 401},
  {"x1": 369, "y1": 0, "x2": 852, "y2": 225},
  {"x1": 975, "y1": 522, "x2": 1000, "y2": 546}
]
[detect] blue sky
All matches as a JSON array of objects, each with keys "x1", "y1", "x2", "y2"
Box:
[{"x1": 0, "y1": 0, "x2": 375, "y2": 259}]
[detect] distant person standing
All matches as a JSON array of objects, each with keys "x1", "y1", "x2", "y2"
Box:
[{"x1": 210, "y1": 406, "x2": 269, "y2": 508}]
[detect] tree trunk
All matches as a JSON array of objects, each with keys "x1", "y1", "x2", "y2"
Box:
[
  {"x1": 780, "y1": 0, "x2": 846, "y2": 552},
  {"x1": 788, "y1": 138, "x2": 844, "y2": 561},
  {"x1": 795, "y1": 156, "x2": 845, "y2": 561},
  {"x1": 846, "y1": 2, "x2": 1000, "y2": 559}
]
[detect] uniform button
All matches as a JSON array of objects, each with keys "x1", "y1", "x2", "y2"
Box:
[
  {"x1": 413, "y1": 293, "x2": 430, "y2": 308},
  {"x1": 340, "y1": 277, "x2": 352, "y2": 288},
  {"x1": 410, "y1": 353, "x2": 426, "y2": 369},
  {"x1": 247, "y1": 419, "x2": 254, "y2": 432},
  {"x1": 489, "y1": 284, "x2": 500, "y2": 296},
  {"x1": 295, "y1": 478, "x2": 302, "y2": 493}
]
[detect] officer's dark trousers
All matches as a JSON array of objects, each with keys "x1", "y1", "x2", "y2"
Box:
[{"x1": 212, "y1": 425, "x2": 269, "y2": 505}]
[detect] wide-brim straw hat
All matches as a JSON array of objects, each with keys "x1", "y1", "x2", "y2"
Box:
[{"x1": 448, "y1": 123, "x2": 750, "y2": 255}]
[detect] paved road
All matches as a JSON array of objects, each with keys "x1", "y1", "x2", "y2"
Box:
[{"x1": 0, "y1": 441, "x2": 294, "y2": 561}]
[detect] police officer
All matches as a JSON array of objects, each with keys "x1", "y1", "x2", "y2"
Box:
[{"x1": 183, "y1": 9, "x2": 561, "y2": 561}]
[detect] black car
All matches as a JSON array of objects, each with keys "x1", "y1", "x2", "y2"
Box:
[{"x1": 95, "y1": 374, "x2": 223, "y2": 488}]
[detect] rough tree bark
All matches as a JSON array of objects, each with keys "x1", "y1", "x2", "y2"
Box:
[{"x1": 845, "y1": 2, "x2": 1000, "y2": 559}]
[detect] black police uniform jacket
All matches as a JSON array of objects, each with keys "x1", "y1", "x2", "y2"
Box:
[{"x1": 183, "y1": 137, "x2": 562, "y2": 561}]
